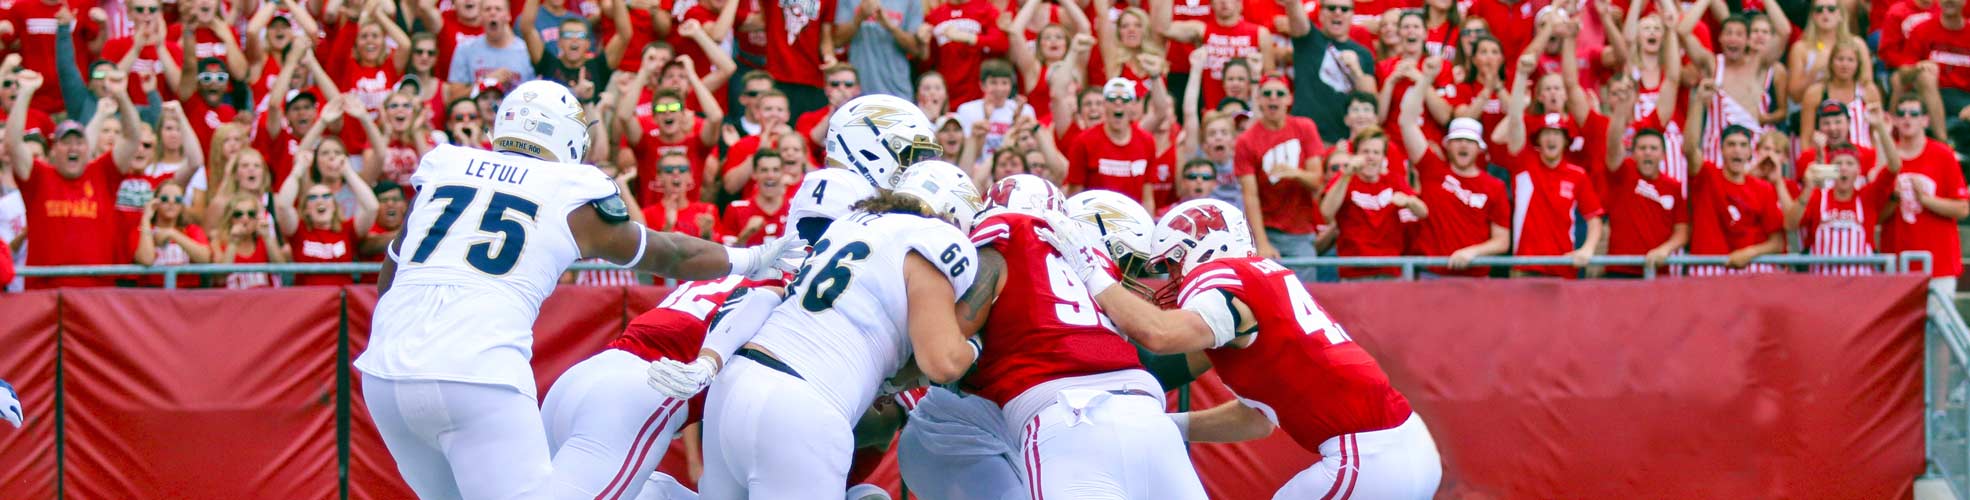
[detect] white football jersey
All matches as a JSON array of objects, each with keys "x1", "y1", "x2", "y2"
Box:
[
  {"x1": 355, "y1": 145, "x2": 619, "y2": 396},
  {"x1": 749, "y1": 211, "x2": 978, "y2": 420},
  {"x1": 789, "y1": 168, "x2": 879, "y2": 223}
]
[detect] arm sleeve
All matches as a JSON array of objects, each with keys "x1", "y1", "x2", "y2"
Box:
[
  {"x1": 699, "y1": 287, "x2": 786, "y2": 366},
  {"x1": 1180, "y1": 287, "x2": 1243, "y2": 349},
  {"x1": 56, "y1": 25, "x2": 93, "y2": 123}
]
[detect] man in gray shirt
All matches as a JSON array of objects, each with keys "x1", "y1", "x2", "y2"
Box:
[
  {"x1": 833, "y1": 0, "x2": 923, "y2": 100},
  {"x1": 448, "y1": 0, "x2": 534, "y2": 99}
]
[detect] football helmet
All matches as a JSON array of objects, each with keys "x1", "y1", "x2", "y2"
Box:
[
  {"x1": 825, "y1": 95, "x2": 941, "y2": 189},
  {"x1": 491, "y1": 80, "x2": 590, "y2": 163},
  {"x1": 894, "y1": 160, "x2": 984, "y2": 233}
]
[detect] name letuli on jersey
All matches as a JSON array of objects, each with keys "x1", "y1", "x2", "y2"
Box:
[{"x1": 466, "y1": 159, "x2": 531, "y2": 185}]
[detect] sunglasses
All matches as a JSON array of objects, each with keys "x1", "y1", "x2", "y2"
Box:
[
  {"x1": 232, "y1": 210, "x2": 258, "y2": 219},
  {"x1": 198, "y1": 72, "x2": 229, "y2": 83},
  {"x1": 1462, "y1": 28, "x2": 1489, "y2": 37},
  {"x1": 827, "y1": 80, "x2": 857, "y2": 88},
  {"x1": 138, "y1": 141, "x2": 156, "y2": 149},
  {"x1": 387, "y1": 101, "x2": 416, "y2": 110},
  {"x1": 451, "y1": 112, "x2": 480, "y2": 121},
  {"x1": 1261, "y1": 89, "x2": 1291, "y2": 97},
  {"x1": 1323, "y1": 4, "x2": 1354, "y2": 12},
  {"x1": 157, "y1": 195, "x2": 184, "y2": 204},
  {"x1": 305, "y1": 193, "x2": 333, "y2": 201},
  {"x1": 1813, "y1": 4, "x2": 1839, "y2": 12},
  {"x1": 658, "y1": 165, "x2": 691, "y2": 173},
  {"x1": 132, "y1": 5, "x2": 159, "y2": 13},
  {"x1": 91, "y1": 69, "x2": 108, "y2": 79},
  {"x1": 413, "y1": 48, "x2": 438, "y2": 56},
  {"x1": 744, "y1": 90, "x2": 765, "y2": 98},
  {"x1": 562, "y1": 31, "x2": 590, "y2": 40},
  {"x1": 1104, "y1": 94, "x2": 1136, "y2": 103},
  {"x1": 652, "y1": 102, "x2": 684, "y2": 113},
  {"x1": 1183, "y1": 172, "x2": 1215, "y2": 181}
]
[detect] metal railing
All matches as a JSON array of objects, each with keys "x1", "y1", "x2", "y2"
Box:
[
  {"x1": 1931, "y1": 283, "x2": 1970, "y2": 498},
  {"x1": 12, "y1": 261, "x2": 636, "y2": 288}
]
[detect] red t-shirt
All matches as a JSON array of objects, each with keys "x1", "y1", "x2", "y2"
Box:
[
  {"x1": 1065, "y1": 125, "x2": 1158, "y2": 202},
  {"x1": 1233, "y1": 117, "x2": 1328, "y2": 234},
  {"x1": 926, "y1": 0, "x2": 1010, "y2": 106},
  {"x1": 1604, "y1": 159, "x2": 1689, "y2": 276},
  {"x1": 665, "y1": 1, "x2": 721, "y2": 78},
  {"x1": 1147, "y1": 144, "x2": 1179, "y2": 210},
  {"x1": 720, "y1": 133, "x2": 770, "y2": 197},
  {"x1": 597, "y1": 6, "x2": 657, "y2": 73},
  {"x1": 99, "y1": 29, "x2": 188, "y2": 104},
  {"x1": 1574, "y1": 112, "x2": 1612, "y2": 201},
  {"x1": 1506, "y1": 150, "x2": 1604, "y2": 278},
  {"x1": 254, "y1": 126, "x2": 301, "y2": 187},
  {"x1": 434, "y1": 13, "x2": 487, "y2": 81},
  {"x1": 1688, "y1": 161, "x2": 1784, "y2": 256},
  {"x1": 1199, "y1": 20, "x2": 1265, "y2": 111},
  {"x1": 291, "y1": 218, "x2": 361, "y2": 286},
  {"x1": 1887, "y1": 139, "x2": 1968, "y2": 278},
  {"x1": 641, "y1": 197, "x2": 720, "y2": 239},
  {"x1": 1468, "y1": 0, "x2": 1538, "y2": 63},
  {"x1": 635, "y1": 119, "x2": 711, "y2": 202},
  {"x1": 6, "y1": 0, "x2": 102, "y2": 115},
  {"x1": 131, "y1": 223, "x2": 209, "y2": 288},
  {"x1": 762, "y1": 0, "x2": 836, "y2": 87},
  {"x1": 182, "y1": 97, "x2": 238, "y2": 153},
  {"x1": 716, "y1": 196, "x2": 790, "y2": 246},
  {"x1": 734, "y1": 0, "x2": 770, "y2": 69},
  {"x1": 1413, "y1": 150, "x2": 1511, "y2": 277},
  {"x1": 19, "y1": 155, "x2": 125, "y2": 288},
  {"x1": 1906, "y1": 16, "x2": 1970, "y2": 90},
  {"x1": 221, "y1": 238, "x2": 279, "y2": 289},
  {"x1": 1881, "y1": 4, "x2": 1943, "y2": 67},
  {"x1": 1796, "y1": 146, "x2": 1880, "y2": 185},
  {"x1": 1166, "y1": 0, "x2": 1213, "y2": 75},
  {"x1": 1330, "y1": 173, "x2": 1415, "y2": 278}
]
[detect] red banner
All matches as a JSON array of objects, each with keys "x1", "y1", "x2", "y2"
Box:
[
  {"x1": 58, "y1": 288, "x2": 341, "y2": 499},
  {"x1": 0, "y1": 291, "x2": 58, "y2": 499},
  {"x1": 0, "y1": 274, "x2": 1930, "y2": 499}
]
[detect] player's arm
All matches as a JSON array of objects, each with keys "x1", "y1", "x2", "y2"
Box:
[
  {"x1": 954, "y1": 247, "x2": 1007, "y2": 336},
  {"x1": 378, "y1": 231, "x2": 407, "y2": 294},
  {"x1": 904, "y1": 253, "x2": 979, "y2": 384},
  {"x1": 694, "y1": 286, "x2": 787, "y2": 372},
  {"x1": 1093, "y1": 284, "x2": 1257, "y2": 354},
  {"x1": 851, "y1": 398, "x2": 905, "y2": 449},
  {"x1": 569, "y1": 197, "x2": 804, "y2": 280},
  {"x1": 1172, "y1": 399, "x2": 1276, "y2": 443}
]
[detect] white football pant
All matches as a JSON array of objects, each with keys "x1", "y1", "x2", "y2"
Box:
[
  {"x1": 540, "y1": 349, "x2": 693, "y2": 500},
  {"x1": 362, "y1": 374, "x2": 553, "y2": 500},
  {"x1": 1015, "y1": 391, "x2": 1208, "y2": 500},
  {"x1": 1273, "y1": 413, "x2": 1442, "y2": 500},
  {"x1": 697, "y1": 357, "x2": 854, "y2": 500}
]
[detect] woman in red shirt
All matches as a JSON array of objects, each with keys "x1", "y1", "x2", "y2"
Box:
[
  {"x1": 375, "y1": 91, "x2": 436, "y2": 189},
  {"x1": 275, "y1": 148, "x2": 378, "y2": 286},
  {"x1": 134, "y1": 183, "x2": 213, "y2": 288},
  {"x1": 215, "y1": 196, "x2": 288, "y2": 289},
  {"x1": 1320, "y1": 129, "x2": 1429, "y2": 280},
  {"x1": 443, "y1": 98, "x2": 491, "y2": 149}
]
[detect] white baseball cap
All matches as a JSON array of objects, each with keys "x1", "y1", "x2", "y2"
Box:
[
  {"x1": 1445, "y1": 117, "x2": 1486, "y2": 148},
  {"x1": 1102, "y1": 78, "x2": 1137, "y2": 100}
]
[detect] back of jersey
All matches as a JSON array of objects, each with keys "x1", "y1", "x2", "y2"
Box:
[
  {"x1": 965, "y1": 212, "x2": 1143, "y2": 406},
  {"x1": 357, "y1": 145, "x2": 618, "y2": 397},
  {"x1": 749, "y1": 211, "x2": 977, "y2": 421}
]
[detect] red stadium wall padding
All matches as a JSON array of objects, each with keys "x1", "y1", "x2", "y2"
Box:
[
  {"x1": 58, "y1": 288, "x2": 341, "y2": 499},
  {"x1": 340, "y1": 287, "x2": 417, "y2": 500},
  {"x1": 0, "y1": 291, "x2": 59, "y2": 499},
  {"x1": 1170, "y1": 371, "x2": 1321, "y2": 499},
  {"x1": 1308, "y1": 275, "x2": 1927, "y2": 499}
]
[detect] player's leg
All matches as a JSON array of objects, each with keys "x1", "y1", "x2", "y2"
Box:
[
  {"x1": 428, "y1": 380, "x2": 556, "y2": 500},
  {"x1": 1101, "y1": 394, "x2": 1208, "y2": 500},
  {"x1": 738, "y1": 366, "x2": 854, "y2": 499},
  {"x1": 539, "y1": 349, "x2": 691, "y2": 500},
  {"x1": 362, "y1": 374, "x2": 467, "y2": 500},
  {"x1": 1271, "y1": 433, "x2": 1358, "y2": 500},
  {"x1": 697, "y1": 359, "x2": 773, "y2": 500},
  {"x1": 1017, "y1": 395, "x2": 1131, "y2": 500},
  {"x1": 632, "y1": 471, "x2": 700, "y2": 500},
  {"x1": 1321, "y1": 414, "x2": 1443, "y2": 499},
  {"x1": 896, "y1": 422, "x2": 1024, "y2": 500}
]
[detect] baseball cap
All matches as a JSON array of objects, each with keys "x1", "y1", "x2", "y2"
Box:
[
  {"x1": 471, "y1": 78, "x2": 506, "y2": 99},
  {"x1": 196, "y1": 57, "x2": 226, "y2": 74},
  {"x1": 52, "y1": 120, "x2": 85, "y2": 139},
  {"x1": 1817, "y1": 100, "x2": 1849, "y2": 118},
  {"x1": 286, "y1": 88, "x2": 319, "y2": 108},
  {"x1": 1102, "y1": 77, "x2": 1137, "y2": 100},
  {"x1": 1445, "y1": 117, "x2": 1486, "y2": 147},
  {"x1": 396, "y1": 74, "x2": 423, "y2": 95},
  {"x1": 934, "y1": 114, "x2": 962, "y2": 131},
  {"x1": 1529, "y1": 112, "x2": 1575, "y2": 138}
]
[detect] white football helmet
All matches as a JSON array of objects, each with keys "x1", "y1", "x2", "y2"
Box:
[
  {"x1": 981, "y1": 174, "x2": 1067, "y2": 219},
  {"x1": 1064, "y1": 190, "x2": 1155, "y2": 272},
  {"x1": 788, "y1": 168, "x2": 879, "y2": 241},
  {"x1": 894, "y1": 160, "x2": 984, "y2": 233},
  {"x1": 826, "y1": 95, "x2": 942, "y2": 190},
  {"x1": 491, "y1": 80, "x2": 590, "y2": 163},
  {"x1": 1150, "y1": 199, "x2": 1255, "y2": 278}
]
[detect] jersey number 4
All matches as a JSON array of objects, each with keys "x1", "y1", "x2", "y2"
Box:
[{"x1": 408, "y1": 185, "x2": 540, "y2": 275}]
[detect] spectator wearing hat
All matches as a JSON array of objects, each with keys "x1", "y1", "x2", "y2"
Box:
[
  {"x1": 1284, "y1": 0, "x2": 1376, "y2": 143},
  {"x1": 176, "y1": 56, "x2": 239, "y2": 147},
  {"x1": 934, "y1": 114, "x2": 967, "y2": 163},
  {"x1": 1496, "y1": 57, "x2": 1604, "y2": 279},
  {"x1": 1796, "y1": 100, "x2": 1878, "y2": 184},
  {"x1": 7, "y1": 0, "x2": 103, "y2": 117},
  {"x1": 1787, "y1": 117, "x2": 1901, "y2": 276},
  {"x1": 1401, "y1": 90, "x2": 1510, "y2": 278},
  {"x1": 1602, "y1": 99, "x2": 1689, "y2": 278},
  {"x1": 1322, "y1": 128, "x2": 1426, "y2": 280},
  {"x1": 1234, "y1": 75, "x2": 1326, "y2": 281},
  {"x1": 1067, "y1": 77, "x2": 1160, "y2": 211},
  {"x1": 1682, "y1": 81, "x2": 1787, "y2": 276},
  {"x1": 6, "y1": 71, "x2": 140, "y2": 289},
  {"x1": 447, "y1": 0, "x2": 533, "y2": 100}
]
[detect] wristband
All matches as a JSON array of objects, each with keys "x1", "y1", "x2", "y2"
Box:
[
  {"x1": 966, "y1": 336, "x2": 983, "y2": 361},
  {"x1": 1169, "y1": 412, "x2": 1191, "y2": 441},
  {"x1": 1083, "y1": 270, "x2": 1119, "y2": 297},
  {"x1": 622, "y1": 222, "x2": 649, "y2": 268},
  {"x1": 725, "y1": 245, "x2": 753, "y2": 276}
]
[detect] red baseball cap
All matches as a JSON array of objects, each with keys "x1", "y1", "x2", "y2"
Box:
[{"x1": 1527, "y1": 112, "x2": 1576, "y2": 138}]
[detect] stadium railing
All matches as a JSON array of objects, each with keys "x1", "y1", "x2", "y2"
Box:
[{"x1": 13, "y1": 251, "x2": 1960, "y2": 495}]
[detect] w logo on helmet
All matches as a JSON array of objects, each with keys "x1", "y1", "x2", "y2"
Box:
[{"x1": 1168, "y1": 203, "x2": 1232, "y2": 241}]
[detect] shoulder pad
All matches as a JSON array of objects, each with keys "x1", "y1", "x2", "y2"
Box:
[{"x1": 590, "y1": 196, "x2": 631, "y2": 223}]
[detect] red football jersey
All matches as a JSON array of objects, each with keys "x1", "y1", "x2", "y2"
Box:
[
  {"x1": 1178, "y1": 256, "x2": 1412, "y2": 451},
  {"x1": 608, "y1": 276, "x2": 765, "y2": 363},
  {"x1": 963, "y1": 212, "x2": 1142, "y2": 406},
  {"x1": 1604, "y1": 159, "x2": 1689, "y2": 276},
  {"x1": 1688, "y1": 161, "x2": 1783, "y2": 256},
  {"x1": 1412, "y1": 151, "x2": 1511, "y2": 277},
  {"x1": 1506, "y1": 151, "x2": 1604, "y2": 278},
  {"x1": 1330, "y1": 173, "x2": 1414, "y2": 278}
]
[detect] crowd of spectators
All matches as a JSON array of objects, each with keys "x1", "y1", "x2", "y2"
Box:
[{"x1": 0, "y1": 0, "x2": 1965, "y2": 291}]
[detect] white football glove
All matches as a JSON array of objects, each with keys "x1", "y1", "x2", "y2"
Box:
[
  {"x1": 647, "y1": 357, "x2": 719, "y2": 400},
  {"x1": 1038, "y1": 212, "x2": 1120, "y2": 296},
  {"x1": 727, "y1": 234, "x2": 809, "y2": 280},
  {"x1": 0, "y1": 378, "x2": 22, "y2": 428}
]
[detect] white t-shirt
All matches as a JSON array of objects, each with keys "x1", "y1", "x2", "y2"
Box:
[
  {"x1": 0, "y1": 190, "x2": 24, "y2": 292},
  {"x1": 354, "y1": 145, "x2": 619, "y2": 396},
  {"x1": 748, "y1": 211, "x2": 977, "y2": 420},
  {"x1": 953, "y1": 99, "x2": 1036, "y2": 169}
]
